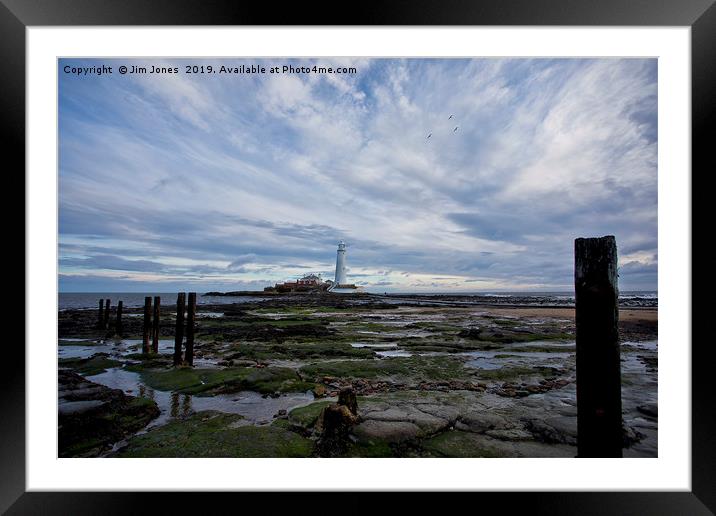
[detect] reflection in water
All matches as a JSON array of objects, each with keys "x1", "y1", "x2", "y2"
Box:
[
  {"x1": 461, "y1": 346, "x2": 573, "y2": 371},
  {"x1": 170, "y1": 392, "x2": 180, "y2": 418},
  {"x1": 85, "y1": 367, "x2": 317, "y2": 428},
  {"x1": 168, "y1": 392, "x2": 192, "y2": 418},
  {"x1": 59, "y1": 338, "x2": 176, "y2": 360},
  {"x1": 376, "y1": 349, "x2": 414, "y2": 358},
  {"x1": 182, "y1": 394, "x2": 191, "y2": 417}
]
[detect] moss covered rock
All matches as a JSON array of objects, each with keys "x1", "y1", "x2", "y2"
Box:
[
  {"x1": 128, "y1": 365, "x2": 315, "y2": 395},
  {"x1": 113, "y1": 411, "x2": 313, "y2": 457},
  {"x1": 59, "y1": 370, "x2": 159, "y2": 457}
]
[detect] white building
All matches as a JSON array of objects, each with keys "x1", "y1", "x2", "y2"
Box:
[
  {"x1": 334, "y1": 240, "x2": 347, "y2": 285},
  {"x1": 329, "y1": 240, "x2": 362, "y2": 293}
]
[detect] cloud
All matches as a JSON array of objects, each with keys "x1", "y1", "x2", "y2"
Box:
[{"x1": 59, "y1": 58, "x2": 658, "y2": 292}]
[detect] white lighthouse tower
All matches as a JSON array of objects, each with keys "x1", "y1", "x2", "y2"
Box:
[{"x1": 334, "y1": 240, "x2": 348, "y2": 286}]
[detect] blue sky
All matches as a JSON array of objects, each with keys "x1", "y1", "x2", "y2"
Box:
[{"x1": 59, "y1": 58, "x2": 657, "y2": 293}]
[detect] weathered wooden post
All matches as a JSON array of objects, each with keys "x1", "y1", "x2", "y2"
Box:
[
  {"x1": 185, "y1": 292, "x2": 197, "y2": 366},
  {"x1": 152, "y1": 296, "x2": 161, "y2": 354},
  {"x1": 97, "y1": 299, "x2": 104, "y2": 329},
  {"x1": 103, "y1": 299, "x2": 111, "y2": 329},
  {"x1": 173, "y1": 292, "x2": 186, "y2": 366},
  {"x1": 316, "y1": 387, "x2": 359, "y2": 457},
  {"x1": 115, "y1": 300, "x2": 123, "y2": 337},
  {"x1": 575, "y1": 235, "x2": 622, "y2": 457},
  {"x1": 142, "y1": 296, "x2": 151, "y2": 354}
]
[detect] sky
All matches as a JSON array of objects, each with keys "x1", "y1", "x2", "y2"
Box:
[{"x1": 58, "y1": 58, "x2": 657, "y2": 293}]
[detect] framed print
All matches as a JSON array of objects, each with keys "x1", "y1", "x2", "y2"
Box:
[{"x1": 5, "y1": 0, "x2": 714, "y2": 512}]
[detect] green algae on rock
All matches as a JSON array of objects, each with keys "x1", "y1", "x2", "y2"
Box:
[
  {"x1": 113, "y1": 411, "x2": 314, "y2": 457},
  {"x1": 300, "y1": 355, "x2": 474, "y2": 384},
  {"x1": 126, "y1": 365, "x2": 315, "y2": 395},
  {"x1": 59, "y1": 353, "x2": 122, "y2": 376},
  {"x1": 59, "y1": 370, "x2": 159, "y2": 457},
  {"x1": 285, "y1": 400, "x2": 333, "y2": 430},
  {"x1": 421, "y1": 430, "x2": 575, "y2": 458}
]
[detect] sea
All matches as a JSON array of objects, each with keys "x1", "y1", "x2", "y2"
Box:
[
  {"x1": 58, "y1": 291, "x2": 657, "y2": 310},
  {"x1": 58, "y1": 293, "x2": 265, "y2": 310}
]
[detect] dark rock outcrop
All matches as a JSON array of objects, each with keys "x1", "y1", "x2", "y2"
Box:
[{"x1": 59, "y1": 370, "x2": 159, "y2": 457}]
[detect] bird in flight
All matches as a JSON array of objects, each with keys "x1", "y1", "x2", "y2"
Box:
[
  {"x1": 426, "y1": 133, "x2": 432, "y2": 139},
  {"x1": 448, "y1": 114, "x2": 454, "y2": 120},
  {"x1": 453, "y1": 126, "x2": 459, "y2": 132}
]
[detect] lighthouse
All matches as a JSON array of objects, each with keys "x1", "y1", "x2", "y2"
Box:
[{"x1": 334, "y1": 240, "x2": 348, "y2": 285}]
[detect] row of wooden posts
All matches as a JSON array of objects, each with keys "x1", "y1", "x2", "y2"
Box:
[
  {"x1": 142, "y1": 293, "x2": 197, "y2": 367},
  {"x1": 97, "y1": 298, "x2": 123, "y2": 335},
  {"x1": 96, "y1": 293, "x2": 197, "y2": 367}
]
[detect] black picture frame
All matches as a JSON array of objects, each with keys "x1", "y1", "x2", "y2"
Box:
[{"x1": 5, "y1": 0, "x2": 713, "y2": 512}]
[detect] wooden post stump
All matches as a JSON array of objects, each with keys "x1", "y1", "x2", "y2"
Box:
[
  {"x1": 115, "y1": 301, "x2": 123, "y2": 337},
  {"x1": 97, "y1": 299, "x2": 104, "y2": 329},
  {"x1": 316, "y1": 386, "x2": 358, "y2": 457},
  {"x1": 185, "y1": 292, "x2": 197, "y2": 367},
  {"x1": 338, "y1": 387, "x2": 358, "y2": 416},
  {"x1": 152, "y1": 296, "x2": 161, "y2": 354},
  {"x1": 174, "y1": 293, "x2": 186, "y2": 366},
  {"x1": 103, "y1": 299, "x2": 111, "y2": 330},
  {"x1": 575, "y1": 235, "x2": 622, "y2": 458},
  {"x1": 142, "y1": 296, "x2": 151, "y2": 354}
]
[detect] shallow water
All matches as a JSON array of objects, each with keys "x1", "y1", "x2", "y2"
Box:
[
  {"x1": 623, "y1": 340, "x2": 658, "y2": 352},
  {"x1": 59, "y1": 292, "x2": 266, "y2": 310},
  {"x1": 58, "y1": 338, "x2": 176, "y2": 360},
  {"x1": 461, "y1": 348, "x2": 573, "y2": 370},
  {"x1": 375, "y1": 349, "x2": 414, "y2": 358},
  {"x1": 350, "y1": 342, "x2": 398, "y2": 348},
  {"x1": 59, "y1": 343, "x2": 116, "y2": 359},
  {"x1": 86, "y1": 367, "x2": 316, "y2": 427}
]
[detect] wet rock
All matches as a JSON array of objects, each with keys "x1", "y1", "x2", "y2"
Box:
[
  {"x1": 626, "y1": 416, "x2": 658, "y2": 431},
  {"x1": 58, "y1": 370, "x2": 159, "y2": 457},
  {"x1": 524, "y1": 416, "x2": 578, "y2": 446},
  {"x1": 361, "y1": 407, "x2": 448, "y2": 435},
  {"x1": 458, "y1": 328, "x2": 482, "y2": 339},
  {"x1": 456, "y1": 411, "x2": 510, "y2": 434},
  {"x1": 485, "y1": 428, "x2": 533, "y2": 441},
  {"x1": 58, "y1": 400, "x2": 107, "y2": 416},
  {"x1": 113, "y1": 411, "x2": 313, "y2": 457},
  {"x1": 415, "y1": 404, "x2": 461, "y2": 422},
  {"x1": 637, "y1": 403, "x2": 658, "y2": 418},
  {"x1": 622, "y1": 424, "x2": 645, "y2": 447},
  {"x1": 312, "y1": 384, "x2": 327, "y2": 397},
  {"x1": 422, "y1": 431, "x2": 576, "y2": 458},
  {"x1": 201, "y1": 320, "x2": 336, "y2": 342},
  {"x1": 352, "y1": 420, "x2": 422, "y2": 443},
  {"x1": 526, "y1": 385, "x2": 542, "y2": 393}
]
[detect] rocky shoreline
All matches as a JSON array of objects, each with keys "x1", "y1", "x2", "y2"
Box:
[{"x1": 58, "y1": 294, "x2": 657, "y2": 458}]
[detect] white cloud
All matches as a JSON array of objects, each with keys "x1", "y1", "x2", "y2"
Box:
[{"x1": 59, "y1": 58, "x2": 658, "y2": 291}]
